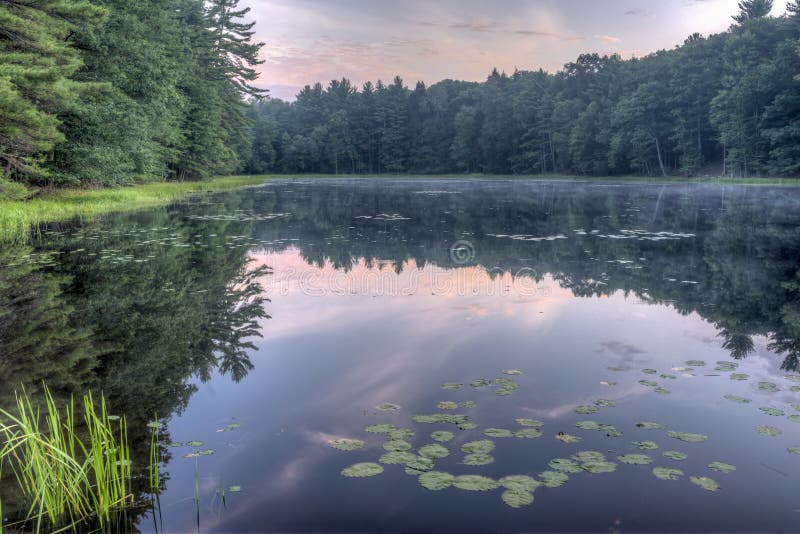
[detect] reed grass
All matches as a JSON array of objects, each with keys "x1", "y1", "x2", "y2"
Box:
[{"x1": 0, "y1": 387, "x2": 132, "y2": 532}]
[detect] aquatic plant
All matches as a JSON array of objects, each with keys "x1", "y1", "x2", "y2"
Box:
[
  {"x1": 329, "y1": 439, "x2": 365, "y2": 451},
  {"x1": 723, "y1": 394, "x2": 751, "y2": 403},
  {"x1": 756, "y1": 425, "x2": 781, "y2": 437},
  {"x1": 463, "y1": 453, "x2": 494, "y2": 466},
  {"x1": 515, "y1": 428, "x2": 542, "y2": 438},
  {"x1": 537, "y1": 471, "x2": 569, "y2": 488},
  {"x1": 515, "y1": 418, "x2": 543, "y2": 427},
  {"x1": 707, "y1": 462, "x2": 735, "y2": 474},
  {"x1": 662, "y1": 451, "x2": 688, "y2": 461},
  {"x1": 667, "y1": 431, "x2": 708, "y2": 443},
  {"x1": 618, "y1": 454, "x2": 653, "y2": 465},
  {"x1": 365, "y1": 424, "x2": 396, "y2": 434},
  {"x1": 690, "y1": 476, "x2": 719, "y2": 491},
  {"x1": 418, "y1": 471, "x2": 454, "y2": 490},
  {"x1": 441, "y1": 383, "x2": 463, "y2": 390},
  {"x1": 483, "y1": 428, "x2": 513, "y2": 438},
  {"x1": 758, "y1": 382, "x2": 779, "y2": 392},
  {"x1": 383, "y1": 440, "x2": 412, "y2": 452},
  {"x1": 653, "y1": 467, "x2": 683, "y2": 480},
  {"x1": 501, "y1": 490, "x2": 534, "y2": 508},
  {"x1": 418, "y1": 444, "x2": 450, "y2": 459},
  {"x1": 437, "y1": 401, "x2": 458, "y2": 411},
  {"x1": 499, "y1": 475, "x2": 539, "y2": 492},
  {"x1": 376, "y1": 403, "x2": 401, "y2": 412},
  {"x1": 632, "y1": 441, "x2": 659, "y2": 450},
  {"x1": 759, "y1": 407, "x2": 784, "y2": 416},
  {"x1": 636, "y1": 422, "x2": 665, "y2": 430},
  {"x1": 461, "y1": 440, "x2": 495, "y2": 454},
  {"x1": 431, "y1": 431, "x2": 455, "y2": 443},
  {"x1": 453, "y1": 475, "x2": 499, "y2": 491},
  {"x1": 548, "y1": 459, "x2": 582, "y2": 473},
  {"x1": 379, "y1": 452, "x2": 417, "y2": 465},
  {"x1": 341, "y1": 463, "x2": 383, "y2": 478},
  {"x1": 574, "y1": 405, "x2": 598, "y2": 415}
]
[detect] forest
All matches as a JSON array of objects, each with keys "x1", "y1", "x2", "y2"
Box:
[{"x1": 1, "y1": 0, "x2": 799, "y2": 198}]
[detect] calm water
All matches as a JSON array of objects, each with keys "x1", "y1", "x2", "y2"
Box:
[{"x1": 2, "y1": 179, "x2": 800, "y2": 533}]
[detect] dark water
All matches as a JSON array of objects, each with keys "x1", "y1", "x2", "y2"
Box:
[{"x1": 2, "y1": 179, "x2": 800, "y2": 533}]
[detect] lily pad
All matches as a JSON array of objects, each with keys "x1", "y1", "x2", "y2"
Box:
[
  {"x1": 500, "y1": 475, "x2": 540, "y2": 492},
  {"x1": 608, "y1": 366, "x2": 627, "y2": 372},
  {"x1": 453, "y1": 475, "x2": 500, "y2": 491},
  {"x1": 632, "y1": 441, "x2": 659, "y2": 450},
  {"x1": 642, "y1": 369, "x2": 658, "y2": 374},
  {"x1": 459, "y1": 401, "x2": 476, "y2": 409},
  {"x1": 198, "y1": 449, "x2": 215, "y2": 456},
  {"x1": 168, "y1": 442, "x2": 183, "y2": 448},
  {"x1": 462, "y1": 440, "x2": 495, "y2": 454},
  {"x1": 379, "y1": 451, "x2": 417, "y2": 465},
  {"x1": 405, "y1": 456, "x2": 434, "y2": 471},
  {"x1": 594, "y1": 399, "x2": 616, "y2": 407},
  {"x1": 788, "y1": 447, "x2": 800, "y2": 455},
  {"x1": 376, "y1": 403, "x2": 401, "y2": 412},
  {"x1": 758, "y1": 382, "x2": 780, "y2": 393},
  {"x1": 515, "y1": 418, "x2": 544, "y2": 427},
  {"x1": 654, "y1": 387, "x2": 671, "y2": 395},
  {"x1": 729, "y1": 373, "x2": 749, "y2": 381},
  {"x1": 383, "y1": 440, "x2": 412, "y2": 452},
  {"x1": 437, "y1": 401, "x2": 458, "y2": 411},
  {"x1": 714, "y1": 361, "x2": 738, "y2": 371},
  {"x1": 653, "y1": 467, "x2": 683, "y2": 480},
  {"x1": 636, "y1": 422, "x2": 665, "y2": 430},
  {"x1": 686, "y1": 360, "x2": 706, "y2": 367},
  {"x1": 639, "y1": 380, "x2": 658, "y2": 387},
  {"x1": 576, "y1": 421, "x2": 601, "y2": 430},
  {"x1": 389, "y1": 428, "x2": 415, "y2": 440},
  {"x1": 329, "y1": 439, "x2": 365, "y2": 451},
  {"x1": 515, "y1": 428, "x2": 543, "y2": 439},
  {"x1": 788, "y1": 415, "x2": 800, "y2": 423},
  {"x1": 784, "y1": 375, "x2": 800, "y2": 382},
  {"x1": 538, "y1": 470, "x2": 569, "y2": 488},
  {"x1": 756, "y1": 425, "x2": 782, "y2": 437},
  {"x1": 582, "y1": 461, "x2": 617, "y2": 474},
  {"x1": 484, "y1": 428, "x2": 514, "y2": 438},
  {"x1": 618, "y1": 454, "x2": 653, "y2": 465},
  {"x1": 663, "y1": 451, "x2": 688, "y2": 460},
  {"x1": 418, "y1": 444, "x2": 450, "y2": 459},
  {"x1": 759, "y1": 407, "x2": 785, "y2": 417},
  {"x1": 457, "y1": 422, "x2": 478, "y2": 431},
  {"x1": 574, "y1": 405, "x2": 599, "y2": 415},
  {"x1": 341, "y1": 463, "x2": 383, "y2": 478},
  {"x1": 572, "y1": 451, "x2": 606, "y2": 463},
  {"x1": 548, "y1": 458, "x2": 583, "y2": 473},
  {"x1": 557, "y1": 433, "x2": 581, "y2": 443},
  {"x1": 690, "y1": 476, "x2": 720, "y2": 491},
  {"x1": 792, "y1": 386, "x2": 800, "y2": 392},
  {"x1": 708, "y1": 461, "x2": 736, "y2": 474},
  {"x1": 501, "y1": 490, "x2": 534, "y2": 508},
  {"x1": 503, "y1": 369, "x2": 523, "y2": 375},
  {"x1": 470, "y1": 379, "x2": 491, "y2": 388},
  {"x1": 186, "y1": 440, "x2": 204, "y2": 447},
  {"x1": 463, "y1": 453, "x2": 494, "y2": 466},
  {"x1": 431, "y1": 431, "x2": 455, "y2": 443},
  {"x1": 723, "y1": 394, "x2": 751, "y2": 404},
  {"x1": 412, "y1": 414, "x2": 468, "y2": 425},
  {"x1": 668, "y1": 431, "x2": 708, "y2": 443},
  {"x1": 441, "y1": 383, "x2": 463, "y2": 390},
  {"x1": 660, "y1": 374, "x2": 677, "y2": 380},
  {"x1": 418, "y1": 471, "x2": 454, "y2": 490},
  {"x1": 365, "y1": 424, "x2": 396, "y2": 434}
]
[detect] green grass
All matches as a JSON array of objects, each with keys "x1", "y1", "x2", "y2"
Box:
[{"x1": 0, "y1": 387, "x2": 132, "y2": 532}]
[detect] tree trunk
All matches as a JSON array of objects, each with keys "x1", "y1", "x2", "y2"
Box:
[{"x1": 653, "y1": 134, "x2": 667, "y2": 177}]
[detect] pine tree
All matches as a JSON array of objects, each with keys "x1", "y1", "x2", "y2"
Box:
[{"x1": 733, "y1": 0, "x2": 773, "y2": 23}]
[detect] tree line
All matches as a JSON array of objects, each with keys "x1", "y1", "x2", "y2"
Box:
[{"x1": 244, "y1": 0, "x2": 800, "y2": 178}]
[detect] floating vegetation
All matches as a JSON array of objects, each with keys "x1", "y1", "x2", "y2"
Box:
[
  {"x1": 376, "y1": 403, "x2": 401, "y2": 412},
  {"x1": 198, "y1": 449, "x2": 215, "y2": 456},
  {"x1": 730, "y1": 373, "x2": 749, "y2": 381},
  {"x1": 668, "y1": 431, "x2": 708, "y2": 443},
  {"x1": 459, "y1": 401, "x2": 476, "y2": 409},
  {"x1": 663, "y1": 451, "x2": 688, "y2": 460},
  {"x1": 633, "y1": 441, "x2": 659, "y2": 450},
  {"x1": 500, "y1": 475, "x2": 540, "y2": 492},
  {"x1": 723, "y1": 394, "x2": 751, "y2": 404},
  {"x1": 758, "y1": 382, "x2": 780, "y2": 393},
  {"x1": 441, "y1": 383, "x2": 463, "y2": 390},
  {"x1": 365, "y1": 424, "x2": 396, "y2": 434},
  {"x1": 502, "y1": 490, "x2": 534, "y2": 508},
  {"x1": 462, "y1": 440, "x2": 495, "y2": 454},
  {"x1": 418, "y1": 471, "x2": 454, "y2": 490},
  {"x1": 538, "y1": 471, "x2": 569, "y2": 488},
  {"x1": 574, "y1": 405, "x2": 599, "y2": 415},
  {"x1": 642, "y1": 369, "x2": 658, "y2": 375},
  {"x1": 759, "y1": 407, "x2": 785, "y2": 417},
  {"x1": 686, "y1": 360, "x2": 706, "y2": 367},
  {"x1": 788, "y1": 415, "x2": 800, "y2": 423},
  {"x1": 714, "y1": 361, "x2": 738, "y2": 372},
  {"x1": 437, "y1": 401, "x2": 458, "y2": 411},
  {"x1": 636, "y1": 422, "x2": 665, "y2": 430},
  {"x1": 383, "y1": 440, "x2": 412, "y2": 452},
  {"x1": 329, "y1": 439, "x2": 365, "y2": 451},
  {"x1": 785, "y1": 375, "x2": 800, "y2": 382},
  {"x1": 406, "y1": 456, "x2": 434, "y2": 471},
  {"x1": 412, "y1": 414, "x2": 467, "y2": 425},
  {"x1": 557, "y1": 433, "x2": 581, "y2": 443},
  {"x1": 431, "y1": 431, "x2": 455, "y2": 443},
  {"x1": 581, "y1": 461, "x2": 617, "y2": 474},
  {"x1": 227, "y1": 423, "x2": 241, "y2": 429},
  {"x1": 228, "y1": 486, "x2": 241, "y2": 493},
  {"x1": 576, "y1": 421, "x2": 601, "y2": 430},
  {"x1": 594, "y1": 399, "x2": 616, "y2": 407},
  {"x1": 653, "y1": 467, "x2": 684, "y2": 480},
  {"x1": 389, "y1": 428, "x2": 415, "y2": 440},
  {"x1": 341, "y1": 463, "x2": 384, "y2": 478},
  {"x1": 463, "y1": 453, "x2": 494, "y2": 466},
  {"x1": 453, "y1": 475, "x2": 500, "y2": 491},
  {"x1": 572, "y1": 451, "x2": 606, "y2": 463},
  {"x1": 756, "y1": 425, "x2": 782, "y2": 437},
  {"x1": 515, "y1": 428, "x2": 542, "y2": 439},
  {"x1": 654, "y1": 387, "x2": 671, "y2": 395},
  {"x1": 708, "y1": 461, "x2": 736, "y2": 474},
  {"x1": 639, "y1": 380, "x2": 658, "y2": 387},
  {"x1": 418, "y1": 444, "x2": 450, "y2": 459},
  {"x1": 660, "y1": 374, "x2": 677, "y2": 380},
  {"x1": 457, "y1": 422, "x2": 478, "y2": 431},
  {"x1": 690, "y1": 476, "x2": 720, "y2": 491},
  {"x1": 618, "y1": 454, "x2": 653, "y2": 465},
  {"x1": 492, "y1": 377, "x2": 520, "y2": 396},
  {"x1": 503, "y1": 369, "x2": 523, "y2": 375},
  {"x1": 484, "y1": 428, "x2": 514, "y2": 438},
  {"x1": 379, "y1": 451, "x2": 417, "y2": 465},
  {"x1": 470, "y1": 379, "x2": 491, "y2": 388},
  {"x1": 169, "y1": 442, "x2": 183, "y2": 448},
  {"x1": 548, "y1": 458, "x2": 583, "y2": 473},
  {"x1": 788, "y1": 447, "x2": 800, "y2": 455},
  {"x1": 515, "y1": 418, "x2": 544, "y2": 427},
  {"x1": 608, "y1": 366, "x2": 627, "y2": 372},
  {"x1": 792, "y1": 386, "x2": 800, "y2": 393},
  {"x1": 186, "y1": 440, "x2": 204, "y2": 447}
]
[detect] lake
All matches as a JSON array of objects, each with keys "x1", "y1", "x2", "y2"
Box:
[{"x1": 2, "y1": 179, "x2": 799, "y2": 532}]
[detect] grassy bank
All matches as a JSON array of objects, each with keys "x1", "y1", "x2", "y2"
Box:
[{"x1": 0, "y1": 176, "x2": 267, "y2": 243}]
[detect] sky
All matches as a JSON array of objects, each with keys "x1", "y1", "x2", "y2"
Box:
[{"x1": 243, "y1": 0, "x2": 792, "y2": 101}]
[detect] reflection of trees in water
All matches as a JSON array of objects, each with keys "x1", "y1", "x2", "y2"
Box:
[{"x1": 220, "y1": 181, "x2": 800, "y2": 371}]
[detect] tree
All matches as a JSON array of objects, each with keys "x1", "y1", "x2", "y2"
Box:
[{"x1": 733, "y1": 0, "x2": 773, "y2": 23}]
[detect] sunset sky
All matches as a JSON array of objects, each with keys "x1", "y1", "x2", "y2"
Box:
[{"x1": 243, "y1": 0, "x2": 792, "y2": 100}]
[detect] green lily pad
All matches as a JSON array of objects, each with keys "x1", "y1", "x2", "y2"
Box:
[
  {"x1": 412, "y1": 414, "x2": 468, "y2": 425},
  {"x1": 470, "y1": 379, "x2": 491, "y2": 388},
  {"x1": 463, "y1": 453, "x2": 494, "y2": 466},
  {"x1": 503, "y1": 369, "x2": 523, "y2": 375},
  {"x1": 608, "y1": 366, "x2": 627, "y2": 372},
  {"x1": 642, "y1": 369, "x2": 658, "y2": 374},
  {"x1": 639, "y1": 380, "x2": 658, "y2": 387},
  {"x1": 198, "y1": 449, "x2": 215, "y2": 456},
  {"x1": 636, "y1": 422, "x2": 665, "y2": 430},
  {"x1": 708, "y1": 461, "x2": 735, "y2": 474},
  {"x1": 376, "y1": 403, "x2": 401, "y2": 412},
  {"x1": 668, "y1": 431, "x2": 708, "y2": 443},
  {"x1": 758, "y1": 382, "x2": 780, "y2": 393},
  {"x1": 715, "y1": 361, "x2": 738, "y2": 371},
  {"x1": 792, "y1": 386, "x2": 800, "y2": 392},
  {"x1": 405, "y1": 467, "x2": 425, "y2": 476},
  {"x1": 459, "y1": 401, "x2": 476, "y2": 409},
  {"x1": 759, "y1": 407, "x2": 785, "y2": 417},
  {"x1": 341, "y1": 463, "x2": 384, "y2": 478},
  {"x1": 484, "y1": 428, "x2": 514, "y2": 438},
  {"x1": 515, "y1": 428, "x2": 542, "y2": 439},
  {"x1": 168, "y1": 442, "x2": 183, "y2": 448},
  {"x1": 572, "y1": 451, "x2": 606, "y2": 463},
  {"x1": 594, "y1": 399, "x2": 616, "y2": 407},
  {"x1": 431, "y1": 431, "x2": 455, "y2": 442},
  {"x1": 500, "y1": 475, "x2": 540, "y2": 492},
  {"x1": 227, "y1": 423, "x2": 241, "y2": 429},
  {"x1": 785, "y1": 375, "x2": 800, "y2": 382},
  {"x1": 329, "y1": 439, "x2": 365, "y2": 451},
  {"x1": 389, "y1": 428, "x2": 415, "y2": 440},
  {"x1": 538, "y1": 470, "x2": 569, "y2": 488},
  {"x1": 653, "y1": 467, "x2": 683, "y2": 480},
  {"x1": 574, "y1": 405, "x2": 599, "y2": 415},
  {"x1": 632, "y1": 441, "x2": 659, "y2": 450},
  {"x1": 418, "y1": 471, "x2": 454, "y2": 490},
  {"x1": 418, "y1": 444, "x2": 450, "y2": 459},
  {"x1": 183, "y1": 452, "x2": 199, "y2": 458},
  {"x1": 437, "y1": 401, "x2": 458, "y2": 411},
  {"x1": 379, "y1": 451, "x2": 417, "y2": 464},
  {"x1": 405, "y1": 456, "x2": 434, "y2": 471},
  {"x1": 690, "y1": 476, "x2": 720, "y2": 491},
  {"x1": 441, "y1": 383, "x2": 463, "y2": 390},
  {"x1": 686, "y1": 360, "x2": 706, "y2": 367},
  {"x1": 576, "y1": 421, "x2": 601, "y2": 430},
  {"x1": 457, "y1": 422, "x2": 478, "y2": 431},
  {"x1": 582, "y1": 461, "x2": 617, "y2": 474},
  {"x1": 654, "y1": 387, "x2": 671, "y2": 395},
  {"x1": 757, "y1": 425, "x2": 782, "y2": 437},
  {"x1": 548, "y1": 458, "x2": 583, "y2": 473},
  {"x1": 495, "y1": 387, "x2": 517, "y2": 396},
  {"x1": 462, "y1": 440, "x2": 495, "y2": 454},
  {"x1": 788, "y1": 415, "x2": 800, "y2": 423},
  {"x1": 365, "y1": 424, "x2": 396, "y2": 434},
  {"x1": 730, "y1": 373, "x2": 749, "y2": 381},
  {"x1": 186, "y1": 440, "x2": 204, "y2": 447},
  {"x1": 515, "y1": 418, "x2": 544, "y2": 427},
  {"x1": 663, "y1": 451, "x2": 688, "y2": 460},
  {"x1": 660, "y1": 374, "x2": 677, "y2": 380},
  {"x1": 557, "y1": 433, "x2": 581, "y2": 443},
  {"x1": 618, "y1": 454, "x2": 653, "y2": 465},
  {"x1": 792, "y1": 404, "x2": 800, "y2": 412},
  {"x1": 788, "y1": 447, "x2": 800, "y2": 455},
  {"x1": 228, "y1": 485, "x2": 241, "y2": 492},
  {"x1": 501, "y1": 490, "x2": 534, "y2": 508},
  {"x1": 723, "y1": 394, "x2": 751, "y2": 404},
  {"x1": 383, "y1": 440, "x2": 412, "y2": 452},
  {"x1": 453, "y1": 475, "x2": 500, "y2": 491}
]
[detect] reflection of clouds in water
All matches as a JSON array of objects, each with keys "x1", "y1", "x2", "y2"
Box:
[{"x1": 519, "y1": 383, "x2": 648, "y2": 419}]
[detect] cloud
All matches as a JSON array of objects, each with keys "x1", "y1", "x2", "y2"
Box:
[
  {"x1": 450, "y1": 21, "x2": 501, "y2": 32},
  {"x1": 595, "y1": 34, "x2": 623, "y2": 43}
]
